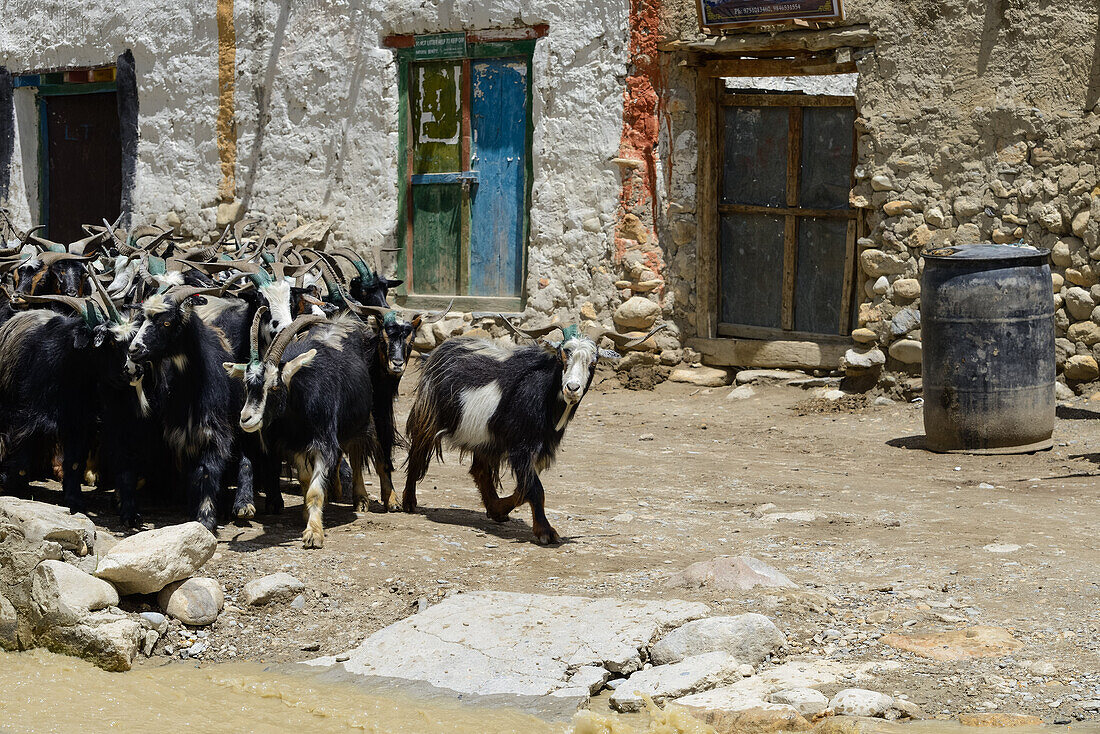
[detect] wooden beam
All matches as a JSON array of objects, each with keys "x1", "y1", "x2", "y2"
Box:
[
  {"x1": 695, "y1": 72, "x2": 719, "y2": 339},
  {"x1": 660, "y1": 25, "x2": 875, "y2": 54},
  {"x1": 703, "y1": 58, "x2": 856, "y2": 77},
  {"x1": 720, "y1": 93, "x2": 854, "y2": 107},
  {"x1": 719, "y1": 203, "x2": 854, "y2": 219},
  {"x1": 687, "y1": 336, "x2": 848, "y2": 369}
]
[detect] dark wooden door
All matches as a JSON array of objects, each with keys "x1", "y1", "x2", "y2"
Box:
[
  {"x1": 718, "y1": 93, "x2": 856, "y2": 338},
  {"x1": 43, "y1": 92, "x2": 121, "y2": 242}
]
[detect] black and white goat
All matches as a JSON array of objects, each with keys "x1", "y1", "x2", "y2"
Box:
[
  {"x1": 403, "y1": 320, "x2": 663, "y2": 544},
  {"x1": 224, "y1": 309, "x2": 378, "y2": 548}
]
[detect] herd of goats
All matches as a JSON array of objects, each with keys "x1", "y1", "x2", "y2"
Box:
[{"x1": 0, "y1": 213, "x2": 661, "y2": 546}]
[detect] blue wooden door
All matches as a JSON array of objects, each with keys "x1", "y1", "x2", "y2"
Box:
[{"x1": 470, "y1": 58, "x2": 527, "y2": 297}]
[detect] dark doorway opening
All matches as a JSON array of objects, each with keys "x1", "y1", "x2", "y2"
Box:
[{"x1": 41, "y1": 91, "x2": 122, "y2": 241}]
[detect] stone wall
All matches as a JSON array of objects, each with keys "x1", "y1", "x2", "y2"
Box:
[
  {"x1": 657, "y1": 0, "x2": 1100, "y2": 383},
  {"x1": 0, "y1": 0, "x2": 639, "y2": 329}
]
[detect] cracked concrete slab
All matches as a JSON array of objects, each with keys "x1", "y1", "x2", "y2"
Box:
[{"x1": 307, "y1": 591, "x2": 709, "y2": 704}]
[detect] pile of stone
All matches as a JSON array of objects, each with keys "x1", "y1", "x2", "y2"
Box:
[{"x1": 0, "y1": 497, "x2": 223, "y2": 671}]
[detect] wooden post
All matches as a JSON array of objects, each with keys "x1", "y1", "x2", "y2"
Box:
[{"x1": 695, "y1": 71, "x2": 718, "y2": 338}]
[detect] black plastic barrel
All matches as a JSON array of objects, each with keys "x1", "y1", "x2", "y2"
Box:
[{"x1": 921, "y1": 244, "x2": 1055, "y2": 453}]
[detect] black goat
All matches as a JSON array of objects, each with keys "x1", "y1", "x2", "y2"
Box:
[
  {"x1": 126, "y1": 285, "x2": 251, "y2": 530},
  {"x1": 224, "y1": 309, "x2": 377, "y2": 548},
  {"x1": 403, "y1": 321, "x2": 662, "y2": 544}
]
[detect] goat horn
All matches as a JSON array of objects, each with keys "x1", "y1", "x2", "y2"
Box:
[
  {"x1": 500, "y1": 316, "x2": 563, "y2": 343},
  {"x1": 30, "y1": 235, "x2": 68, "y2": 253},
  {"x1": 35, "y1": 251, "x2": 96, "y2": 265},
  {"x1": 249, "y1": 305, "x2": 268, "y2": 363},
  {"x1": 342, "y1": 296, "x2": 391, "y2": 321},
  {"x1": 217, "y1": 270, "x2": 257, "y2": 297},
  {"x1": 418, "y1": 298, "x2": 455, "y2": 325},
  {"x1": 18, "y1": 224, "x2": 46, "y2": 246},
  {"x1": 14, "y1": 293, "x2": 92, "y2": 317},
  {"x1": 585, "y1": 322, "x2": 667, "y2": 350},
  {"x1": 264, "y1": 313, "x2": 328, "y2": 365},
  {"x1": 331, "y1": 246, "x2": 374, "y2": 282},
  {"x1": 86, "y1": 263, "x2": 124, "y2": 324},
  {"x1": 162, "y1": 285, "x2": 223, "y2": 303}
]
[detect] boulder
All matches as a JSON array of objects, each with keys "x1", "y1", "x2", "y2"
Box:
[
  {"x1": 892, "y1": 278, "x2": 920, "y2": 300},
  {"x1": 649, "y1": 613, "x2": 786, "y2": 666},
  {"x1": 613, "y1": 296, "x2": 660, "y2": 330},
  {"x1": 665, "y1": 555, "x2": 796, "y2": 592},
  {"x1": 0, "y1": 592, "x2": 17, "y2": 648},
  {"x1": 1068, "y1": 321, "x2": 1100, "y2": 346},
  {"x1": 669, "y1": 366, "x2": 732, "y2": 387},
  {"x1": 242, "y1": 572, "x2": 306, "y2": 606},
  {"x1": 609, "y1": 652, "x2": 742, "y2": 712},
  {"x1": 158, "y1": 577, "x2": 224, "y2": 626},
  {"x1": 31, "y1": 560, "x2": 119, "y2": 627},
  {"x1": 1065, "y1": 286, "x2": 1096, "y2": 320},
  {"x1": 726, "y1": 385, "x2": 755, "y2": 400},
  {"x1": 830, "y1": 689, "x2": 894, "y2": 718},
  {"x1": 859, "y1": 249, "x2": 909, "y2": 277},
  {"x1": 850, "y1": 328, "x2": 877, "y2": 344},
  {"x1": 883, "y1": 200, "x2": 913, "y2": 217},
  {"x1": 888, "y1": 339, "x2": 922, "y2": 364},
  {"x1": 1064, "y1": 355, "x2": 1099, "y2": 381},
  {"x1": 0, "y1": 498, "x2": 95, "y2": 555},
  {"x1": 94, "y1": 522, "x2": 217, "y2": 595},
  {"x1": 734, "y1": 369, "x2": 806, "y2": 385},
  {"x1": 36, "y1": 611, "x2": 143, "y2": 672},
  {"x1": 769, "y1": 687, "x2": 830, "y2": 716},
  {"x1": 841, "y1": 347, "x2": 886, "y2": 371}
]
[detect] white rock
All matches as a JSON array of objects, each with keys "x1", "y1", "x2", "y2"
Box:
[
  {"x1": 0, "y1": 593, "x2": 17, "y2": 648},
  {"x1": 1065, "y1": 287, "x2": 1095, "y2": 320},
  {"x1": 610, "y1": 652, "x2": 743, "y2": 712},
  {"x1": 568, "y1": 666, "x2": 611, "y2": 695},
  {"x1": 830, "y1": 688, "x2": 894, "y2": 718},
  {"x1": 0, "y1": 498, "x2": 96, "y2": 555},
  {"x1": 1056, "y1": 381, "x2": 1075, "y2": 400},
  {"x1": 94, "y1": 522, "x2": 217, "y2": 595},
  {"x1": 734, "y1": 369, "x2": 806, "y2": 384},
  {"x1": 242, "y1": 572, "x2": 306, "y2": 606},
  {"x1": 769, "y1": 687, "x2": 829, "y2": 716},
  {"x1": 649, "y1": 614, "x2": 786, "y2": 666},
  {"x1": 726, "y1": 385, "x2": 755, "y2": 400},
  {"x1": 870, "y1": 174, "x2": 893, "y2": 191},
  {"x1": 1028, "y1": 660, "x2": 1056, "y2": 676},
  {"x1": 872, "y1": 275, "x2": 889, "y2": 295},
  {"x1": 665, "y1": 556, "x2": 796, "y2": 592},
  {"x1": 158, "y1": 577, "x2": 224, "y2": 626},
  {"x1": 613, "y1": 296, "x2": 660, "y2": 330},
  {"x1": 308, "y1": 591, "x2": 708, "y2": 699},
  {"x1": 139, "y1": 611, "x2": 168, "y2": 634},
  {"x1": 983, "y1": 543, "x2": 1021, "y2": 553},
  {"x1": 31, "y1": 560, "x2": 119, "y2": 626},
  {"x1": 669, "y1": 366, "x2": 732, "y2": 387},
  {"x1": 36, "y1": 610, "x2": 143, "y2": 672},
  {"x1": 841, "y1": 347, "x2": 886, "y2": 371}
]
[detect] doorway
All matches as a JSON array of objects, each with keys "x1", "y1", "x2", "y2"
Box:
[{"x1": 40, "y1": 91, "x2": 122, "y2": 242}]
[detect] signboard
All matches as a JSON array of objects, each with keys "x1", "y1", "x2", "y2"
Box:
[
  {"x1": 697, "y1": 0, "x2": 844, "y2": 29},
  {"x1": 413, "y1": 33, "x2": 467, "y2": 60}
]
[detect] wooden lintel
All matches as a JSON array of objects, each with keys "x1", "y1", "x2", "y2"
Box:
[
  {"x1": 703, "y1": 58, "x2": 857, "y2": 77},
  {"x1": 659, "y1": 25, "x2": 874, "y2": 55}
]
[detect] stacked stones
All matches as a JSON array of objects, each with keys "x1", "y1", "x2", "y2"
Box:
[{"x1": 846, "y1": 105, "x2": 1099, "y2": 388}]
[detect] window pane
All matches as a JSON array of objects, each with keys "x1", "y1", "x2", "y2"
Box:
[
  {"x1": 799, "y1": 106, "x2": 854, "y2": 210},
  {"x1": 721, "y1": 106, "x2": 788, "y2": 207},
  {"x1": 719, "y1": 213, "x2": 785, "y2": 328},
  {"x1": 412, "y1": 61, "x2": 462, "y2": 174},
  {"x1": 793, "y1": 217, "x2": 850, "y2": 334}
]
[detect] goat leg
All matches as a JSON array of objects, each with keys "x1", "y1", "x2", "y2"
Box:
[
  {"x1": 515, "y1": 468, "x2": 560, "y2": 546},
  {"x1": 61, "y1": 440, "x2": 89, "y2": 516},
  {"x1": 300, "y1": 450, "x2": 332, "y2": 548},
  {"x1": 349, "y1": 444, "x2": 370, "y2": 513},
  {"x1": 232, "y1": 454, "x2": 256, "y2": 520}
]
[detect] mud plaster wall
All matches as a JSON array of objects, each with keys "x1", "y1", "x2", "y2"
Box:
[
  {"x1": 0, "y1": 0, "x2": 635, "y2": 328},
  {"x1": 658, "y1": 0, "x2": 1100, "y2": 381}
]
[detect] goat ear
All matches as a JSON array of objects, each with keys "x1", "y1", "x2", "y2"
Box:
[
  {"x1": 411, "y1": 315, "x2": 423, "y2": 331},
  {"x1": 223, "y1": 362, "x2": 247, "y2": 380},
  {"x1": 385, "y1": 278, "x2": 404, "y2": 289},
  {"x1": 73, "y1": 327, "x2": 92, "y2": 350},
  {"x1": 281, "y1": 348, "x2": 317, "y2": 387},
  {"x1": 598, "y1": 349, "x2": 621, "y2": 361}
]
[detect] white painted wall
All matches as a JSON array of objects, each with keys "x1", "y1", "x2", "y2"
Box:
[{"x1": 0, "y1": 0, "x2": 632, "y2": 321}]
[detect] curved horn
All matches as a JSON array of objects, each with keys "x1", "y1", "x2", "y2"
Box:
[
  {"x1": 17, "y1": 224, "x2": 46, "y2": 247},
  {"x1": 418, "y1": 298, "x2": 455, "y2": 325},
  {"x1": 30, "y1": 235, "x2": 68, "y2": 253},
  {"x1": 249, "y1": 305, "x2": 268, "y2": 363},
  {"x1": 86, "y1": 263, "x2": 124, "y2": 324},
  {"x1": 264, "y1": 313, "x2": 328, "y2": 365},
  {"x1": 216, "y1": 270, "x2": 257, "y2": 297},
  {"x1": 499, "y1": 315, "x2": 564, "y2": 343},
  {"x1": 35, "y1": 251, "x2": 96, "y2": 266},
  {"x1": 343, "y1": 296, "x2": 391, "y2": 321},
  {"x1": 331, "y1": 246, "x2": 374, "y2": 282},
  {"x1": 162, "y1": 285, "x2": 223, "y2": 303},
  {"x1": 585, "y1": 322, "x2": 667, "y2": 350},
  {"x1": 13, "y1": 293, "x2": 91, "y2": 316}
]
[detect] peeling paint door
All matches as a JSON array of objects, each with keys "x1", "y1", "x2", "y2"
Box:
[
  {"x1": 469, "y1": 58, "x2": 527, "y2": 297},
  {"x1": 401, "y1": 38, "x2": 533, "y2": 307},
  {"x1": 42, "y1": 92, "x2": 121, "y2": 242}
]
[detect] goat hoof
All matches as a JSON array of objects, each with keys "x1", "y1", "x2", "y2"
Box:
[
  {"x1": 486, "y1": 510, "x2": 510, "y2": 523},
  {"x1": 384, "y1": 497, "x2": 401, "y2": 512},
  {"x1": 302, "y1": 529, "x2": 324, "y2": 549},
  {"x1": 234, "y1": 503, "x2": 256, "y2": 520},
  {"x1": 402, "y1": 500, "x2": 418, "y2": 514},
  {"x1": 533, "y1": 527, "x2": 561, "y2": 545},
  {"x1": 355, "y1": 499, "x2": 370, "y2": 513},
  {"x1": 120, "y1": 512, "x2": 143, "y2": 529}
]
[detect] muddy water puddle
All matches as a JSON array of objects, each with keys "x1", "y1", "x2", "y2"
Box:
[{"x1": 2, "y1": 649, "x2": 1094, "y2": 734}]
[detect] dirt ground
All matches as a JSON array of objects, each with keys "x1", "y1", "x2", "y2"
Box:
[{"x1": 30, "y1": 373, "x2": 1100, "y2": 723}]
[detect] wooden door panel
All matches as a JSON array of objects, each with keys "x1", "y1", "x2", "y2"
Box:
[
  {"x1": 720, "y1": 105, "x2": 787, "y2": 207},
  {"x1": 719, "y1": 213, "x2": 784, "y2": 328},
  {"x1": 411, "y1": 183, "x2": 461, "y2": 295},
  {"x1": 44, "y1": 92, "x2": 121, "y2": 242},
  {"x1": 412, "y1": 61, "x2": 462, "y2": 174},
  {"x1": 799, "y1": 106, "x2": 855, "y2": 210},
  {"x1": 469, "y1": 58, "x2": 527, "y2": 298},
  {"x1": 793, "y1": 216, "x2": 849, "y2": 334}
]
